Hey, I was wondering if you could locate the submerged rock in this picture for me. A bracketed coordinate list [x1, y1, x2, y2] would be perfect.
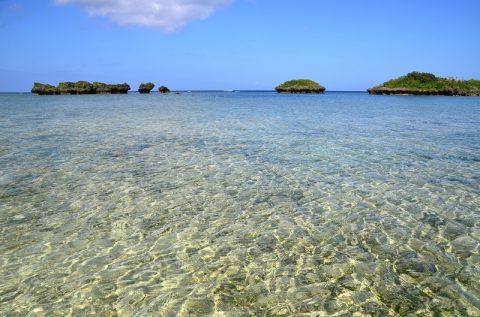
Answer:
[394, 257, 437, 278]
[375, 284, 424, 315]
[443, 222, 466, 240]
[422, 213, 446, 227]
[450, 235, 478, 258]
[138, 82, 155, 93]
[361, 302, 389, 316]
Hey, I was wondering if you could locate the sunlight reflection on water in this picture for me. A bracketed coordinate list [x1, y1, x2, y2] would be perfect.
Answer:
[0, 92, 479, 316]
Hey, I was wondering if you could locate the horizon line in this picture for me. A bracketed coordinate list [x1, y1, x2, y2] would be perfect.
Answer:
[0, 90, 368, 94]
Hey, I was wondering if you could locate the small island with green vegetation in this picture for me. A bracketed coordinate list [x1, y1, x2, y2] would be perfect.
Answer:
[275, 79, 325, 94]
[32, 81, 130, 95]
[138, 82, 155, 93]
[368, 72, 480, 96]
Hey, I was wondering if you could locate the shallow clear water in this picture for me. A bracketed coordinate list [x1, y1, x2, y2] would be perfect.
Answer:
[0, 92, 479, 316]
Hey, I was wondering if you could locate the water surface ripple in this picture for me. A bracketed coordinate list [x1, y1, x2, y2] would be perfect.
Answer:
[1, 92, 480, 316]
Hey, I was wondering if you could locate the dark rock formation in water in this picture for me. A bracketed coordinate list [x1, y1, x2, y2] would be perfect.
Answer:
[93, 82, 130, 94]
[368, 72, 480, 96]
[31, 81, 130, 95]
[275, 79, 325, 94]
[367, 86, 480, 96]
[159, 86, 171, 93]
[138, 82, 155, 93]
[91, 82, 130, 94]
[57, 81, 94, 95]
[31, 83, 57, 95]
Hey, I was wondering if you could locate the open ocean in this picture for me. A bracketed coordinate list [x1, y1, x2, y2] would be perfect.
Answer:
[1, 92, 479, 316]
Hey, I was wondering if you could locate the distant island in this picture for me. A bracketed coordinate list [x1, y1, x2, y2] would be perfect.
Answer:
[368, 72, 480, 96]
[32, 81, 130, 95]
[275, 79, 326, 94]
[138, 82, 155, 93]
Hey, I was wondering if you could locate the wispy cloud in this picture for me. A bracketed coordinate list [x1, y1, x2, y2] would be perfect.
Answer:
[5, 3, 23, 11]
[54, 0, 232, 32]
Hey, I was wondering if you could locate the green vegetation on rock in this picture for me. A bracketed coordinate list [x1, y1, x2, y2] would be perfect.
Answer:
[275, 79, 325, 94]
[138, 82, 155, 93]
[159, 86, 170, 93]
[31, 83, 57, 95]
[368, 72, 480, 96]
[91, 82, 130, 94]
[57, 81, 94, 94]
[31, 81, 130, 95]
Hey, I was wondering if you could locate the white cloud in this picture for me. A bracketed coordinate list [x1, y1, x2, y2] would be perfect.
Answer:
[54, 0, 232, 32]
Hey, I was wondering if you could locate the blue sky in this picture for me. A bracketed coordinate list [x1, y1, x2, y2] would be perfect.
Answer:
[1, 0, 479, 91]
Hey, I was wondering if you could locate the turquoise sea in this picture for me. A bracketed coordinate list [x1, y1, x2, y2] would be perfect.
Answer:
[1, 92, 479, 316]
